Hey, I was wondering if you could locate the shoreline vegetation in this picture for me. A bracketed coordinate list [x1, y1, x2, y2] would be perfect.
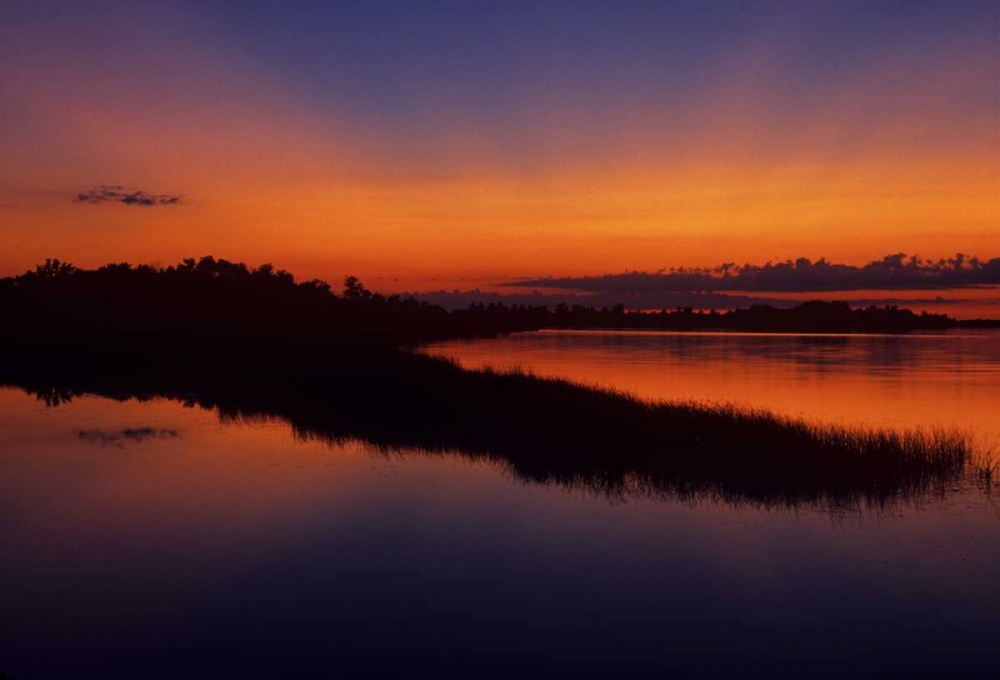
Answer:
[0, 348, 974, 510]
[0, 256, 986, 508]
[1, 258, 998, 347]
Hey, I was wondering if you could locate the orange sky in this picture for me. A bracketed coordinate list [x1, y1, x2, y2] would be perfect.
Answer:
[1, 2, 997, 290]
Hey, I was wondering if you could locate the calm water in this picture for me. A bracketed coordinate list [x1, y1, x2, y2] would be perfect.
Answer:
[426, 329, 1000, 445]
[2, 331, 999, 677]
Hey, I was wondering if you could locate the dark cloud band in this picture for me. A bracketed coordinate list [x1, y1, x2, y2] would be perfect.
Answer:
[76, 185, 181, 207]
[509, 254, 1000, 293]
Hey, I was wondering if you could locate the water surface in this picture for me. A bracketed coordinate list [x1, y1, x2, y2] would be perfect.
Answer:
[426, 329, 1000, 444]
[1, 330, 998, 677]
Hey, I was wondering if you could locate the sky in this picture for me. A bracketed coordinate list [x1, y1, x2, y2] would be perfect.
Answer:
[1, 0, 997, 289]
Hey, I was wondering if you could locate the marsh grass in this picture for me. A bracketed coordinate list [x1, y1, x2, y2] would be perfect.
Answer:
[1, 347, 977, 510]
[453, 365, 972, 508]
[971, 445, 999, 486]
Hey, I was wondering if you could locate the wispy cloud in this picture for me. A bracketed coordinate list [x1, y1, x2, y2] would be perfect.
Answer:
[76, 427, 180, 445]
[76, 185, 182, 207]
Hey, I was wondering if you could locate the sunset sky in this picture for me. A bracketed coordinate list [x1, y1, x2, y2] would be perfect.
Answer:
[2, 1, 997, 289]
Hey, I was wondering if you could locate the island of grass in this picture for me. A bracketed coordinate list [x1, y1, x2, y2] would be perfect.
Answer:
[0, 256, 985, 508]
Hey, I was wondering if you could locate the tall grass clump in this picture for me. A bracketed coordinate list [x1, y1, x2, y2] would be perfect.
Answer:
[1, 347, 978, 511]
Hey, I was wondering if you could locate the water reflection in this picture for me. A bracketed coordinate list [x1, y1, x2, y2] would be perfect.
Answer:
[3, 368, 983, 513]
[76, 427, 180, 445]
[0, 387, 997, 679]
[425, 330, 1000, 442]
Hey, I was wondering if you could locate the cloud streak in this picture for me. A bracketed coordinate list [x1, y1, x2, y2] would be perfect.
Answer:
[76, 427, 180, 445]
[509, 254, 1000, 293]
[76, 185, 181, 207]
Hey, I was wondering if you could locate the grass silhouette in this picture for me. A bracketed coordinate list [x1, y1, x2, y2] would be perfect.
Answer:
[0, 256, 982, 510]
[1, 346, 973, 510]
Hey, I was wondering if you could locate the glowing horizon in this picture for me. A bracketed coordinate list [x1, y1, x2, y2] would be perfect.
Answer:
[2, 1, 997, 288]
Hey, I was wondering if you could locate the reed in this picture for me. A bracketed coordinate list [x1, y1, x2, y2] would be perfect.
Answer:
[0, 346, 976, 510]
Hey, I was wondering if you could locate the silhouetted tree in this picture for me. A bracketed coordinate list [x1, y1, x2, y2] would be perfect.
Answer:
[343, 275, 372, 301]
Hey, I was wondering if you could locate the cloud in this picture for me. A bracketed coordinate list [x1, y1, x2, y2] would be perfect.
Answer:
[76, 427, 180, 445]
[76, 185, 182, 207]
[508, 254, 1000, 293]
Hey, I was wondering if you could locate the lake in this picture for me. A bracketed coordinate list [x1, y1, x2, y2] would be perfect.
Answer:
[1, 330, 998, 677]
[426, 329, 1000, 445]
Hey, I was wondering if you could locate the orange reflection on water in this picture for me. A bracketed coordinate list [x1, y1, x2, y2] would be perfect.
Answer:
[425, 330, 1000, 445]
[0, 389, 512, 567]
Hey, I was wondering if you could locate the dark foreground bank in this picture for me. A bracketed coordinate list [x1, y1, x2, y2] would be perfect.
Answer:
[2, 258, 998, 347]
[1, 346, 973, 509]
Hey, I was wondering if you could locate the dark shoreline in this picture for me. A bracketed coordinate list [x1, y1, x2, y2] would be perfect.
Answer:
[1, 345, 974, 511]
[2, 259, 998, 351]
[449, 300, 1000, 335]
[0, 256, 987, 510]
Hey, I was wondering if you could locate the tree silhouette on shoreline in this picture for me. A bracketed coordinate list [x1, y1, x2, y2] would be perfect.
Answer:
[0, 257, 995, 354]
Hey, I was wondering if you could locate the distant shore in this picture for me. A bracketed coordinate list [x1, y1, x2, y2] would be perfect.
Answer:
[2, 258, 998, 351]
[0, 256, 988, 509]
[450, 300, 1000, 335]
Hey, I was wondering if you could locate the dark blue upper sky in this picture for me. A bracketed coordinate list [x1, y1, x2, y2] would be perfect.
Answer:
[179, 0, 994, 120]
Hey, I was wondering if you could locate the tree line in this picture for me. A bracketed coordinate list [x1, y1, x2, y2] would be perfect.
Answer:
[1, 257, 994, 353]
